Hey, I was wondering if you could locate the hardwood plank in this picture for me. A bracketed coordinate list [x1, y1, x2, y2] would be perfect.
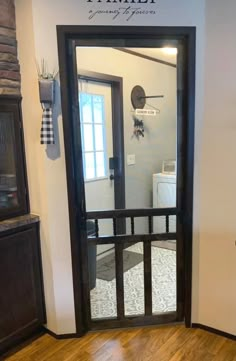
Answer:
[168, 328, 218, 361]
[122, 325, 180, 359]
[25, 338, 74, 361]
[212, 340, 236, 361]
[3, 326, 236, 361]
[193, 329, 227, 355]
[45, 339, 92, 361]
[2, 334, 55, 361]
[137, 326, 193, 361]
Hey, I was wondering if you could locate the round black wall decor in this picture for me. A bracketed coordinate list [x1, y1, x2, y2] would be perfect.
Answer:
[131, 85, 146, 109]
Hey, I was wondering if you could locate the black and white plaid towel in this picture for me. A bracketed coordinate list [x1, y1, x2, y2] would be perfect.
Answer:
[40, 107, 55, 144]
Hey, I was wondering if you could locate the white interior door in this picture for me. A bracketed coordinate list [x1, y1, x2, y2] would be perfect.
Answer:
[79, 80, 114, 254]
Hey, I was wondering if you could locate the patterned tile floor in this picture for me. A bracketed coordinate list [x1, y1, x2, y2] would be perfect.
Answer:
[90, 242, 176, 319]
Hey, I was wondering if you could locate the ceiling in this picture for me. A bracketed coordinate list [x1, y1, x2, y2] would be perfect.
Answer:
[125, 48, 177, 65]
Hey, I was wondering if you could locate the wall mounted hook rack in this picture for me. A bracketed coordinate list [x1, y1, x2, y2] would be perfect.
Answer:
[131, 85, 164, 109]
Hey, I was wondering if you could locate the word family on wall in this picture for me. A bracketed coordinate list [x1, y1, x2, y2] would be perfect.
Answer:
[85, 0, 157, 21]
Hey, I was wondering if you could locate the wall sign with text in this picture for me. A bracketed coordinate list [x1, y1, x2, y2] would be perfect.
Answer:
[86, 0, 158, 21]
[135, 109, 157, 116]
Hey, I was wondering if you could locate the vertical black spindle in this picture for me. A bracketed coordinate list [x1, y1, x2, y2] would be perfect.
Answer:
[166, 215, 169, 233]
[115, 243, 125, 319]
[95, 219, 99, 237]
[148, 216, 153, 234]
[144, 241, 152, 316]
[131, 217, 135, 235]
[113, 217, 117, 236]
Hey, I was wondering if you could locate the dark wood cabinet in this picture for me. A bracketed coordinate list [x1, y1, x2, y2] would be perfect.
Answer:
[0, 96, 29, 221]
[0, 221, 46, 354]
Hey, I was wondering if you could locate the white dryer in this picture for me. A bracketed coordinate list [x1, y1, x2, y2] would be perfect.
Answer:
[153, 173, 176, 233]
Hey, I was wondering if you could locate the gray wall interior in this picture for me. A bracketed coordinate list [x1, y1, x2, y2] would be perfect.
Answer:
[77, 48, 177, 235]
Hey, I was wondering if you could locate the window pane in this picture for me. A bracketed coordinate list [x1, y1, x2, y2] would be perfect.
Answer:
[80, 92, 108, 182]
[96, 152, 105, 177]
[95, 124, 104, 151]
[83, 124, 94, 152]
[85, 153, 95, 179]
[93, 96, 103, 124]
[80, 93, 92, 123]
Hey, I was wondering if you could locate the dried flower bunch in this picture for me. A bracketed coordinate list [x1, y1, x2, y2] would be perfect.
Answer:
[36, 59, 58, 80]
[133, 116, 145, 139]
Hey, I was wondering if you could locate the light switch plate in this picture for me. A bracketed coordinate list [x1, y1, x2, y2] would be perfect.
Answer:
[127, 154, 136, 166]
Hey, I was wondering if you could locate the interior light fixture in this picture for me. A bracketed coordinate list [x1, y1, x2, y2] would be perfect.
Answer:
[162, 48, 178, 55]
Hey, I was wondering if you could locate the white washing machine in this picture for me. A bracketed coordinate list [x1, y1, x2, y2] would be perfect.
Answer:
[153, 173, 176, 233]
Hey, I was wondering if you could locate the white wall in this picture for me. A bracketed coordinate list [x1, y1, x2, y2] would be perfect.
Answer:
[15, 0, 206, 334]
[15, 0, 76, 334]
[198, 0, 236, 335]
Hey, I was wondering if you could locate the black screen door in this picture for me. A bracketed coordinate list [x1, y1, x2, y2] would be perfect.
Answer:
[57, 26, 195, 334]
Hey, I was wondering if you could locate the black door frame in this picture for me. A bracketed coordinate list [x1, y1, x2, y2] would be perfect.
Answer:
[57, 26, 196, 336]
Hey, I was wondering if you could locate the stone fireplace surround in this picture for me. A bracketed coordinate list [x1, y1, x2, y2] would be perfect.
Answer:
[0, 0, 20, 96]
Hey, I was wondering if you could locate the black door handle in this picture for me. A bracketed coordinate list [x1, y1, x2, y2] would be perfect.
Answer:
[110, 174, 115, 181]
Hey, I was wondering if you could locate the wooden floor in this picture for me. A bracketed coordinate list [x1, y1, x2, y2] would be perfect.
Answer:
[2, 325, 236, 361]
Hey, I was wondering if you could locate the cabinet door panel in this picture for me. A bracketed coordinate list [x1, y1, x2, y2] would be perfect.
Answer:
[0, 226, 45, 349]
[0, 98, 29, 221]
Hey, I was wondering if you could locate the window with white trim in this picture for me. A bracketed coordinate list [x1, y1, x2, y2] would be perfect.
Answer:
[79, 92, 107, 181]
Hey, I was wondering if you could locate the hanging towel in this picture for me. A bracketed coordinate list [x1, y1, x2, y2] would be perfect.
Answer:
[40, 107, 55, 145]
